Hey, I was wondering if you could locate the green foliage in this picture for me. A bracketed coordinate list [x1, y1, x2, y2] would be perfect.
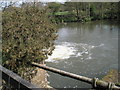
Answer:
[54, 11, 76, 22]
[2, 5, 57, 81]
[48, 2, 119, 23]
[54, 11, 70, 16]
[48, 2, 61, 14]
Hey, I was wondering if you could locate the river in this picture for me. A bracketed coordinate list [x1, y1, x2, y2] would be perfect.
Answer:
[45, 20, 119, 88]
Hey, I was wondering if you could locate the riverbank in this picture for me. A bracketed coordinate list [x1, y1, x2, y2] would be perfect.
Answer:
[31, 66, 48, 88]
[48, 2, 119, 23]
[31, 62, 54, 88]
[102, 69, 120, 85]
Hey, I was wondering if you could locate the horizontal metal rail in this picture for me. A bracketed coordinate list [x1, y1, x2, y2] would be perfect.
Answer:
[31, 62, 120, 90]
[0, 65, 40, 90]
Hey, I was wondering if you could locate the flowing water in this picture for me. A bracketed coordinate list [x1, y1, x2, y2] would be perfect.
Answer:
[45, 20, 119, 88]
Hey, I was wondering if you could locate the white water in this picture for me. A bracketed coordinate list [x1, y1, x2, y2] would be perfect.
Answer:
[45, 42, 104, 63]
[46, 21, 118, 88]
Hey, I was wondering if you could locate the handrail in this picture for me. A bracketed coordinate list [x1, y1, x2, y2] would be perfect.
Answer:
[31, 62, 120, 90]
[0, 65, 40, 90]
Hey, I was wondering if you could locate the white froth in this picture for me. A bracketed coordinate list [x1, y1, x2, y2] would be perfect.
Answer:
[45, 42, 104, 62]
[45, 44, 76, 62]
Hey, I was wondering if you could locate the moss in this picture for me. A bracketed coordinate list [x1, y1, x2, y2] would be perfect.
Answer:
[115, 83, 120, 87]
[102, 69, 119, 83]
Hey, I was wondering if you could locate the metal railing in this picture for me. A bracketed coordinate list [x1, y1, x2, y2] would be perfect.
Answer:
[0, 65, 40, 90]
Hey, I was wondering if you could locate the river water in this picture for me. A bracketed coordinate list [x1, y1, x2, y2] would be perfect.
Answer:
[45, 20, 119, 88]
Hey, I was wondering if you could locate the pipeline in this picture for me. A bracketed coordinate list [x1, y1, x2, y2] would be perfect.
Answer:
[31, 62, 120, 90]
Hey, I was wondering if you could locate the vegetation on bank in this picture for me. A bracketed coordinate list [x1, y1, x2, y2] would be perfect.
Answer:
[2, 3, 57, 81]
[102, 69, 120, 87]
[47, 2, 120, 23]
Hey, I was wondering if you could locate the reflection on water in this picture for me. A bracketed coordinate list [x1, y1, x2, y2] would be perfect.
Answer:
[46, 20, 119, 88]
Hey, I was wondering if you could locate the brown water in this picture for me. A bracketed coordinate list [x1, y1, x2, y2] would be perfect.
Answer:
[46, 20, 119, 88]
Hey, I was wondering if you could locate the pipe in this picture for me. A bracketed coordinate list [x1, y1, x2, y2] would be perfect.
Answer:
[31, 62, 120, 90]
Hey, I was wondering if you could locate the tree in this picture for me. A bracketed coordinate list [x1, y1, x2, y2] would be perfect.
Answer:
[47, 2, 119, 22]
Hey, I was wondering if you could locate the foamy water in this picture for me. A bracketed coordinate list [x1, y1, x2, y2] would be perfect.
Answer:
[45, 42, 104, 63]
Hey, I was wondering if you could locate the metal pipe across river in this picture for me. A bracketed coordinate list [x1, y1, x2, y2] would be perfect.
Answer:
[31, 62, 120, 90]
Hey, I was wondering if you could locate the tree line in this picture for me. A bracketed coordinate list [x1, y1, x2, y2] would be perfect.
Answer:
[47, 2, 120, 23]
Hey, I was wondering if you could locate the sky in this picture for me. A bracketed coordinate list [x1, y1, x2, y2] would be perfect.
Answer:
[40, 0, 67, 2]
[0, 0, 66, 10]
[0, 0, 119, 2]
[0, 0, 119, 10]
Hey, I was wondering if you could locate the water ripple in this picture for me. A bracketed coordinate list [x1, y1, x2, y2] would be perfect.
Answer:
[45, 42, 104, 63]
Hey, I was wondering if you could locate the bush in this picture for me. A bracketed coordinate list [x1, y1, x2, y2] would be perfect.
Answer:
[2, 5, 57, 80]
